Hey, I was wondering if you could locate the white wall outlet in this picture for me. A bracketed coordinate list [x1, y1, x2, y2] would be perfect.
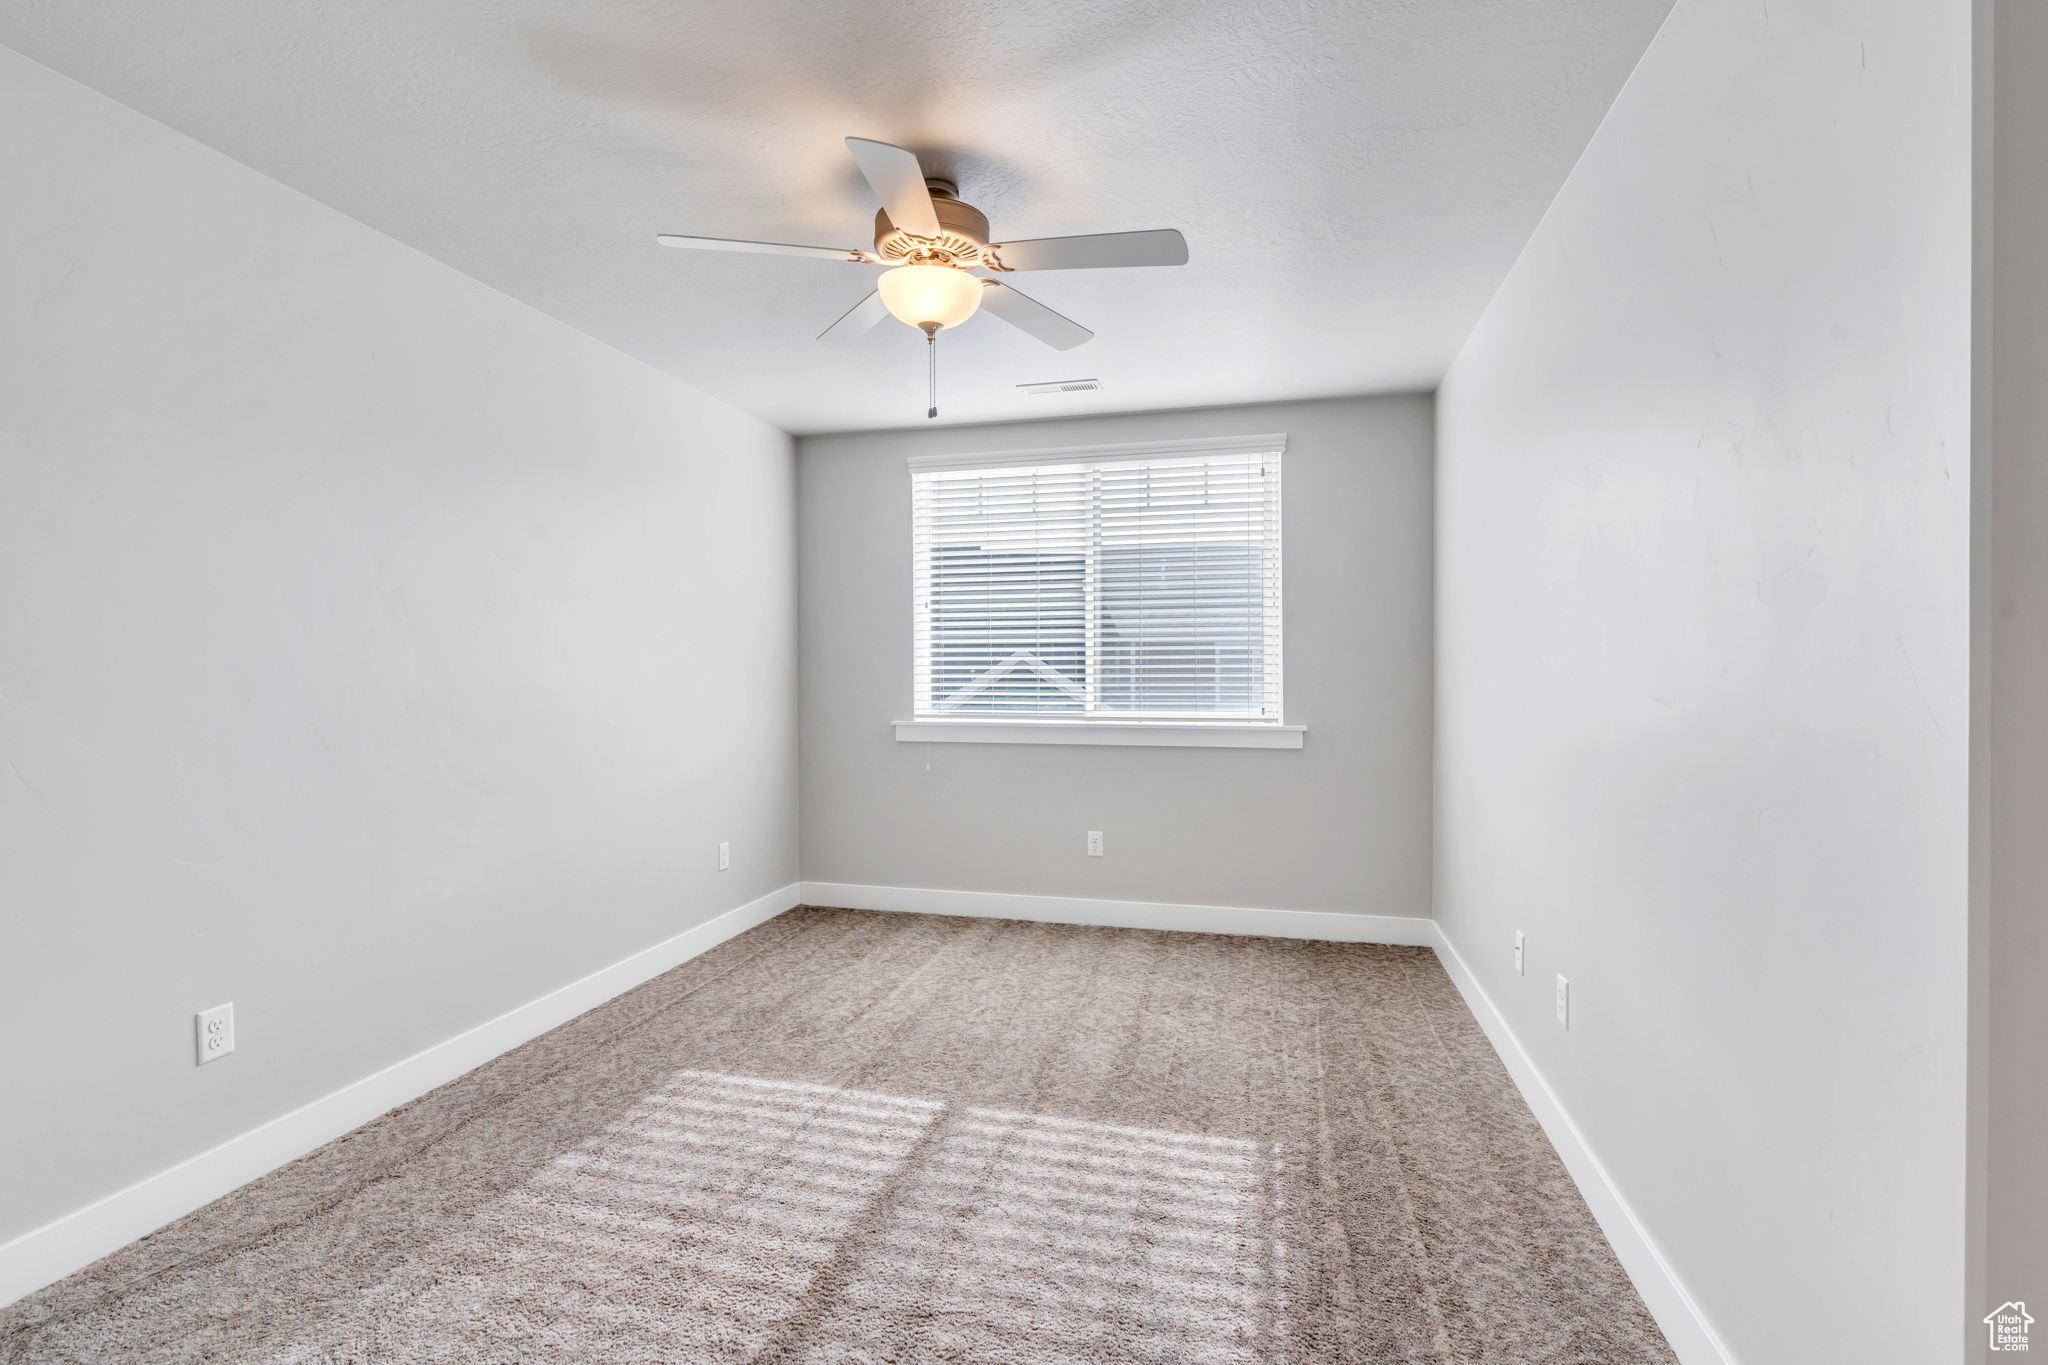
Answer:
[1555, 974, 1570, 1028]
[1086, 830, 1104, 857]
[717, 841, 730, 871]
[1514, 931, 1525, 975]
[195, 1003, 235, 1065]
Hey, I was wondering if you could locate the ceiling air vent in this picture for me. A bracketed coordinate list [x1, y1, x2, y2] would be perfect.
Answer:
[1017, 378, 1102, 396]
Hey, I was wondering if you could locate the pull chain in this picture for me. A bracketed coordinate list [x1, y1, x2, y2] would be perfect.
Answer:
[924, 324, 939, 419]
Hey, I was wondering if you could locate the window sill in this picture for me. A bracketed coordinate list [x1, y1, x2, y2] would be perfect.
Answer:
[893, 721, 1305, 749]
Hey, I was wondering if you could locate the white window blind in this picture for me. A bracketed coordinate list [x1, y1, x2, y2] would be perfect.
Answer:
[910, 437, 1283, 725]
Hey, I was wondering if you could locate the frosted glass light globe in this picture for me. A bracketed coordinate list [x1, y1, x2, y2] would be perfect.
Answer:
[877, 264, 983, 330]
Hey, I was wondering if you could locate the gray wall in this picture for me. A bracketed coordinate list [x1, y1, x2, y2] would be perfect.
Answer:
[798, 397, 1433, 916]
[1433, 1, 1972, 1362]
[1974, 0, 2048, 1351]
[0, 49, 798, 1245]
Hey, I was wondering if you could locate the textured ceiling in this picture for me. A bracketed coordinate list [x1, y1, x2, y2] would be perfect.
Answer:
[2, 0, 1671, 434]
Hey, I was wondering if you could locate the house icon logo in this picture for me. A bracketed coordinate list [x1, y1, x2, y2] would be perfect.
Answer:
[1985, 1301, 2034, 1352]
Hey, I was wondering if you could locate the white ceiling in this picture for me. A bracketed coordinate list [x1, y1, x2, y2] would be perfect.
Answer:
[3, 0, 1671, 434]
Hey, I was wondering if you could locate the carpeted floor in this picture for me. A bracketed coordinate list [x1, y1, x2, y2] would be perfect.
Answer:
[0, 907, 1675, 1364]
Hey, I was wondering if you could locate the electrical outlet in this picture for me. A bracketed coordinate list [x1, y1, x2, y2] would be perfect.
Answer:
[195, 1003, 235, 1065]
[1555, 975, 1570, 1028]
[717, 841, 730, 871]
[1514, 931, 1525, 975]
[1086, 830, 1104, 857]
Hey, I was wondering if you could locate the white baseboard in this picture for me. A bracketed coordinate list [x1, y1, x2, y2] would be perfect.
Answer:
[1430, 926, 1737, 1365]
[798, 881, 1434, 945]
[0, 881, 803, 1311]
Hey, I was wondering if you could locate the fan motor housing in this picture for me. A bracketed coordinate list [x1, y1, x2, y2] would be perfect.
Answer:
[874, 187, 992, 268]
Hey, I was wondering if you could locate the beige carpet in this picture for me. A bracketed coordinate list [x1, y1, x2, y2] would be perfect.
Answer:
[0, 907, 1675, 1364]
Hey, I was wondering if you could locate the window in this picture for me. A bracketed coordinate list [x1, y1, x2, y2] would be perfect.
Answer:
[909, 436, 1284, 733]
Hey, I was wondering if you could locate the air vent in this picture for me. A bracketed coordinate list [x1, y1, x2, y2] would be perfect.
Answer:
[1017, 378, 1102, 396]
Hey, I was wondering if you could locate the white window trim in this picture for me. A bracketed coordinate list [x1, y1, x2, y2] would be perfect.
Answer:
[908, 434, 1288, 742]
[893, 720, 1306, 749]
[905, 432, 1291, 472]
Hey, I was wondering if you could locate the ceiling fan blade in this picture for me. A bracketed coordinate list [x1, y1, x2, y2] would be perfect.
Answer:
[845, 137, 941, 238]
[656, 234, 873, 263]
[977, 281, 1093, 351]
[989, 229, 1189, 272]
[817, 290, 889, 342]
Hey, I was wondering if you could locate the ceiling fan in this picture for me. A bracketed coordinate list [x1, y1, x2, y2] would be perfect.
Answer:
[655, 137, 1189, 354]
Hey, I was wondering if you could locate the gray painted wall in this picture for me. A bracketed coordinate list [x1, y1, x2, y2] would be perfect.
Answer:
[798, 397, 1433, 916]
[1434, 1, 1972, 1362]
[0, 49, 799, 1245]
[1975, 0, 2048, 1352]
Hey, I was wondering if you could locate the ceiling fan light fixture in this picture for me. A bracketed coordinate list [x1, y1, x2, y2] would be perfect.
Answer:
[877, 263, 982, 331]
[656, 137, 1188, 367]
